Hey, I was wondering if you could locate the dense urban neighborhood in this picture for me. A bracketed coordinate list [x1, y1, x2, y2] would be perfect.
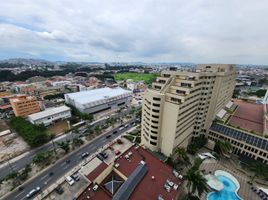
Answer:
[0, 60, 268, 200]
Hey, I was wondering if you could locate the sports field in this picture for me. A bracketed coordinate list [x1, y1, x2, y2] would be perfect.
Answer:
[114, 72, 158, 84]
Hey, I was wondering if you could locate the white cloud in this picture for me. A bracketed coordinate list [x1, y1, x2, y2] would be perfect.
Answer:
[0, 0, 268, 64]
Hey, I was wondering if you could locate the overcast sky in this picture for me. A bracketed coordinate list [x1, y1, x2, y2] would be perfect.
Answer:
[0, 0, 268, 64]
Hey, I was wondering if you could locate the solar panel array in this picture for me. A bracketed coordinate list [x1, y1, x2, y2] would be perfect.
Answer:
[210, 123, 268, 151]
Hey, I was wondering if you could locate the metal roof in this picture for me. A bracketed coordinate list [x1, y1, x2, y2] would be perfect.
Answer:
[28, 105, 71, 121]
[112, 162, 148, 200]
[65, 87, 132, 106]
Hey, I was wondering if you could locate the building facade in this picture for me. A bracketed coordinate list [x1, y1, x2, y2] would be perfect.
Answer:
[64, 87, 132, 115]
[10, 95, 40, 117]
[28, 105, 71, 126]
[141, 64, 236, 156]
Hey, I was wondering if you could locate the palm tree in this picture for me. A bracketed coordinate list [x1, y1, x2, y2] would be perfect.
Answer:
[249, 161, 268, 182]
[214, 140, 232, 157]
[184, 167, 208, 199]
[175, 147, 191, 167]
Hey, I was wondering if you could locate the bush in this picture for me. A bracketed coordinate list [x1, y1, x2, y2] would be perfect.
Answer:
[10, 117, 51, 147]
[123, 135, 134, 142]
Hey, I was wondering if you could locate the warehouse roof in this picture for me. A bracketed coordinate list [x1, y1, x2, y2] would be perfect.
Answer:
[28, 105, 70, 121]
[65, 87, 132, 105]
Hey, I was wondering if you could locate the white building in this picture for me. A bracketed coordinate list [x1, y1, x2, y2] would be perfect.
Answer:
[64, 87, 132, 114]
[28, 105, 71, 126]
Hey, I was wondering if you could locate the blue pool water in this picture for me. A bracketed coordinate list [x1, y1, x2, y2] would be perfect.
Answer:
[208, 175, 241, 200]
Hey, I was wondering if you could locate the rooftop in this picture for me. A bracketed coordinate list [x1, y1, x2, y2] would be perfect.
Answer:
[65, 87, 132, 105]
[228, 100, 263, 134]
[78, 146, 181, 200]
[28, 105, 70, 121]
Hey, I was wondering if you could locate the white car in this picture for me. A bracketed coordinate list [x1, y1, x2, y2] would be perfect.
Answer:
[66, 176, 75, 186]
[93, 184, 99, 191]
[26, 186, 41, 198]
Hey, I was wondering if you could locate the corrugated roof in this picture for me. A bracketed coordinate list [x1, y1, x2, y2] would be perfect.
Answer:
[65, 87, 132, 105]
[28, 105, 70, 120]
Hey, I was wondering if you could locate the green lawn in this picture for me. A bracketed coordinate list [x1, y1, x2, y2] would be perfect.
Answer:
[114, 72, 158, 84]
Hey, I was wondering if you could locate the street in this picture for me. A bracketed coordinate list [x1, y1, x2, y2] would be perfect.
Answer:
[2, 117, 136, 200]
[0, 107, 136, 180]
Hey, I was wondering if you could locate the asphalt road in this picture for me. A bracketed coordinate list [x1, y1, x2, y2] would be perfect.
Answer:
[3, 117, 137, 200]
[0, 107, 136, 180]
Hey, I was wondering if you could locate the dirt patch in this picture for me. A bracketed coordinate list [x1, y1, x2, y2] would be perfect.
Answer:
[0, 120, 9, 132]
[48, 120, 69, 135]
[0, 133, 29, 163]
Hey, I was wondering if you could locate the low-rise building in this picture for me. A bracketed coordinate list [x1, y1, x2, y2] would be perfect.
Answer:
[28, 105, 71, 126]
[208, 100, 268, 164]
[64, 87, 132, 115]
[10, 95, 40, 117]
[78, 145, 181, 200]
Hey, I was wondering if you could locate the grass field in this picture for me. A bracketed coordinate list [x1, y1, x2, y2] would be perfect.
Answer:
[114, 72, 158, 84]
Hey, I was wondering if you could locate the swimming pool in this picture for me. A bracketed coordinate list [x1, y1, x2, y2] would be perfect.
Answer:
[208, 170, 242, 200]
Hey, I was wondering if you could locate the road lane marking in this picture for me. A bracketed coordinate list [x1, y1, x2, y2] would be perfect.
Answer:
[40, 174, 48, 180]
[14, 191, 25, 198]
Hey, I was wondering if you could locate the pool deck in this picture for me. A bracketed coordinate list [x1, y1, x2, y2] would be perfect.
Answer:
[200, 159, 260, 200]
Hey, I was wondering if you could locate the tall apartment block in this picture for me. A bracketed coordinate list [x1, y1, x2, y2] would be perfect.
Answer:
[141, 64, 236, 156]
[10, 95, 40, 117]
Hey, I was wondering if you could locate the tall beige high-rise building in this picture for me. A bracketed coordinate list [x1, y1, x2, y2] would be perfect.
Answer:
[141, 64, 236, 156]
[10, 95, 40, 117]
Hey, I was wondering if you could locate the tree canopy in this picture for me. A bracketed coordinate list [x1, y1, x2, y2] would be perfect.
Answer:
[10, 116, 51, 147]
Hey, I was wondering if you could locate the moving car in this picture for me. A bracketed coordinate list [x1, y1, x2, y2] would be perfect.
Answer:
[81, 152, 89, 159]
[113, 131, 118, 134]
[106, 134, 112, 138]
[26, 187, 41, 198]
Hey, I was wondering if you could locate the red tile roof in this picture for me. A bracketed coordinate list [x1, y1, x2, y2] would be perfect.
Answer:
[116, 146, 181, 200]
[86, 162, 108, 182]
[78, 146, 181, 200]
[229, 100, 264, 133]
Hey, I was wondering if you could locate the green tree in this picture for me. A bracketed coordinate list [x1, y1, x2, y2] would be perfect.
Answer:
[57, 141, 70, 153]
[9, 117, 50, 147]
[184, 167, 208, 199]
[73, 138, 84, 147]
[175, 147, 190, 167]
[214, 140, 232, 157]
[32, 151, 53, 166]
[249, 161, 268, 182]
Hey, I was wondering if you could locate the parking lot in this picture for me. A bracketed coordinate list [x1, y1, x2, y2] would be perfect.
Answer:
[42, 173, 89, 200]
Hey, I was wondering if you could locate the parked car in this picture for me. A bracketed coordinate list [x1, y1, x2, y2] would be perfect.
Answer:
[55, 186, 64, 194]
[100, 152, 108, 159]
[71, 174, 80, 182]
[26, 187, 41, 198]
[115, 150, 121, 156]
[66, 176, 75, 186]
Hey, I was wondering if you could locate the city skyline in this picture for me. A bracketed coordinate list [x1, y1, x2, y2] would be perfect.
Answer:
[1, 1, 268, 64]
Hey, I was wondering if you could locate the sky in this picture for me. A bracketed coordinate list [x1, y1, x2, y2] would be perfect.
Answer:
[0, 0, 268, 64]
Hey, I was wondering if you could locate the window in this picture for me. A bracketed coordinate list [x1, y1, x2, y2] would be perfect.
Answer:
[150, 135, 157, 140]
[150, 141, 157, 146]
[153, 103, 160, 107]
[152, 109, 159, 113]
[153, 97, 161, 101]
